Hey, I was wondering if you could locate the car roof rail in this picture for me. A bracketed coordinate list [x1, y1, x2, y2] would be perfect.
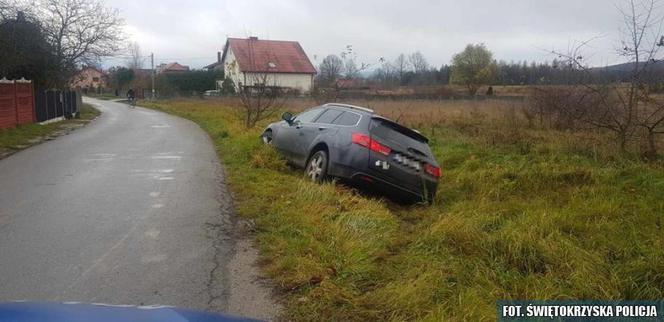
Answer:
[325, 103, 374, 114]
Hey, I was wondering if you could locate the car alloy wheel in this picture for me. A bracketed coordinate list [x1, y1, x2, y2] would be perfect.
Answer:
[262, 131, 273, 144]
[306, 151, 327, 182]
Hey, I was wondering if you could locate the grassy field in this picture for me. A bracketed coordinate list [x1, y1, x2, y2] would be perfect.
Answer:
[143, 98, 664, 321]
[0, 103, 100, 154]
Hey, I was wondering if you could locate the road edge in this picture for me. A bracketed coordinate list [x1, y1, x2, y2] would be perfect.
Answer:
[141, 103, 283, 321]
[0, 104, 101, 160]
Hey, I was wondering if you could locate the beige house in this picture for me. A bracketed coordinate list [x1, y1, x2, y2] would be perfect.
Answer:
[218, 37, 316, 93]
[71, 67, 107, 89]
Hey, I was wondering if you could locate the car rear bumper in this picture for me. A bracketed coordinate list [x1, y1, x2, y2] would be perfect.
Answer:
[348, 171, 438, 201]
[329, 159, 438, 202]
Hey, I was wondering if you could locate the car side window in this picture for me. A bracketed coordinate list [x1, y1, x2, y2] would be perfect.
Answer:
[314, 109, 344, 124]
[333, 112, 361, 126]
[294, 109, 323, 124]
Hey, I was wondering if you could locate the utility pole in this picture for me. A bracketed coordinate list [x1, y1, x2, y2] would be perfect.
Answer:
[151, 53, 155, 101]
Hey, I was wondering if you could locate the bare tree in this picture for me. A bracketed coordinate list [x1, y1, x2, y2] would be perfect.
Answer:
[343, 58, 359, 79]
[35, 0, 124, 86]
[127, 41, 144, 70]
[373, 60, 398, 86]
[394, 53, 409, 85]
[640, 93, 664, 158]
[340, 44, 372, 80]
[619, 0, 664, 158]
[546, 0, 664, 157]
[409, 51, 429, 73]
[319, 54, 343, 87]
[237, 73, 291, 128]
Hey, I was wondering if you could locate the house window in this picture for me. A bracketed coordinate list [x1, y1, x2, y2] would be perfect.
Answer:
[92, 77, 100, 82]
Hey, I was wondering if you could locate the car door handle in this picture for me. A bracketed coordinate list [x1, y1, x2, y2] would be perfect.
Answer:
[318, 127, 328, 131]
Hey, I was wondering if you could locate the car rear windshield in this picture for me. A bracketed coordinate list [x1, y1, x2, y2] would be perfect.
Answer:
[370, 117, 434, 159]
[371, 117, 429, 143]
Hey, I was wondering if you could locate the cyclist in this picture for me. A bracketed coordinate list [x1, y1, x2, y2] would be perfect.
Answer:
[126, 88, 136, 107]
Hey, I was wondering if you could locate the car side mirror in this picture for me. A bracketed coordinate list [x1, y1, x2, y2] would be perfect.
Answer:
[282, 112, 294, 124]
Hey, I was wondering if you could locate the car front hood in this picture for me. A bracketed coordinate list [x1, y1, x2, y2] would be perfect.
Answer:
[0, 302, 259, 322]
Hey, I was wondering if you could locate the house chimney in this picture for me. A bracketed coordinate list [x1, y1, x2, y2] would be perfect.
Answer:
[217, 51, 221, 62]
[249, 36, 258, 41]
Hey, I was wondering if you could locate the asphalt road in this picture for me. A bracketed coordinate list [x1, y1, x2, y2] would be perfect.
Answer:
[0, 98, 233, 312]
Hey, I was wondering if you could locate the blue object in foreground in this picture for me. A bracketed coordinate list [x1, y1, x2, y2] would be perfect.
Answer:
[0, 302, 261, 322]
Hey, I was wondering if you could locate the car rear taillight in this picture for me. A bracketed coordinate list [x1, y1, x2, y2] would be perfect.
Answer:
[352, 133, 391, 156]
[425, 164, 441, 178]
[352, 133, 371, 147]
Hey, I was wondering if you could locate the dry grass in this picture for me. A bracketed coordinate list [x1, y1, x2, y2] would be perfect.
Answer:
[143, 97, 664, 321]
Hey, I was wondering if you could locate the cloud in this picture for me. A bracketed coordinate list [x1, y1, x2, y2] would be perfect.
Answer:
[105, 0, 635, 69]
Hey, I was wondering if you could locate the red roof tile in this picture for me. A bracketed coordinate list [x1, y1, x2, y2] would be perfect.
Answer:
[162, 62, 189, 71]
[225, 38, 316, 74]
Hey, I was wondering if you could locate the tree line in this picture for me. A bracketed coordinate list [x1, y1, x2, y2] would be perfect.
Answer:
[318, 45, 663, 95]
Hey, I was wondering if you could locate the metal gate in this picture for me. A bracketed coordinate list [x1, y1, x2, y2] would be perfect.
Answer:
[34, 89, 80, 123]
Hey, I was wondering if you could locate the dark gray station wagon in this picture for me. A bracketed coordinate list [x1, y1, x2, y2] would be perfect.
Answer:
[262, 103, 440, 202]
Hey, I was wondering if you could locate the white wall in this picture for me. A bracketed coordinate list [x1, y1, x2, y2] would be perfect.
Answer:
[224, 48, 242, 88]
[243, 72, 313, 92]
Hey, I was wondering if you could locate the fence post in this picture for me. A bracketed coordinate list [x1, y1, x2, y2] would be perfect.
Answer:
[0, 78, 17, 129]
[46, 90, 50, 121]
[63, 90, 68, 119]
[31, 82, 35, 122]
[14, 78, 34, 126]
[13, 80, 18, 126]
[58, 91, 63, 119]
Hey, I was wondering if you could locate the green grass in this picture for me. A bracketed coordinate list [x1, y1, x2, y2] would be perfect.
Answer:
[143, 99, 664, 321]
[0, 103, 100, 152]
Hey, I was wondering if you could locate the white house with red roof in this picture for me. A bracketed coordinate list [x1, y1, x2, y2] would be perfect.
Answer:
[219, 37, 316, 93]
[156, 62, 190, 74]
[70, 67, 107, 89]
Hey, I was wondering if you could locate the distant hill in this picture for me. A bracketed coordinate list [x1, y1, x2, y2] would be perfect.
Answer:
[591, 60, 664, 82]
[593, 60, 664, 73]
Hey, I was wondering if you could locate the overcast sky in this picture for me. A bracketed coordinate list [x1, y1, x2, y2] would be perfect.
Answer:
[108, 0, 636, 70]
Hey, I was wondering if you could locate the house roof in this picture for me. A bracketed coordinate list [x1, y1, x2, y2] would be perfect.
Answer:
[204, 61, 222, 70]
[80, 66, 106, 76]
[159, 62, 189, 72]
[222, 37, 316, 74]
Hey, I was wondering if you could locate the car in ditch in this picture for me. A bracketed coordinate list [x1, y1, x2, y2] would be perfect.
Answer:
[261, 103, 441, 202]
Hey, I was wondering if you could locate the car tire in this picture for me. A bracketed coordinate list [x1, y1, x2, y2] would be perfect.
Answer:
[305, 150, 328, 183]
[261, 130, 273, 145]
